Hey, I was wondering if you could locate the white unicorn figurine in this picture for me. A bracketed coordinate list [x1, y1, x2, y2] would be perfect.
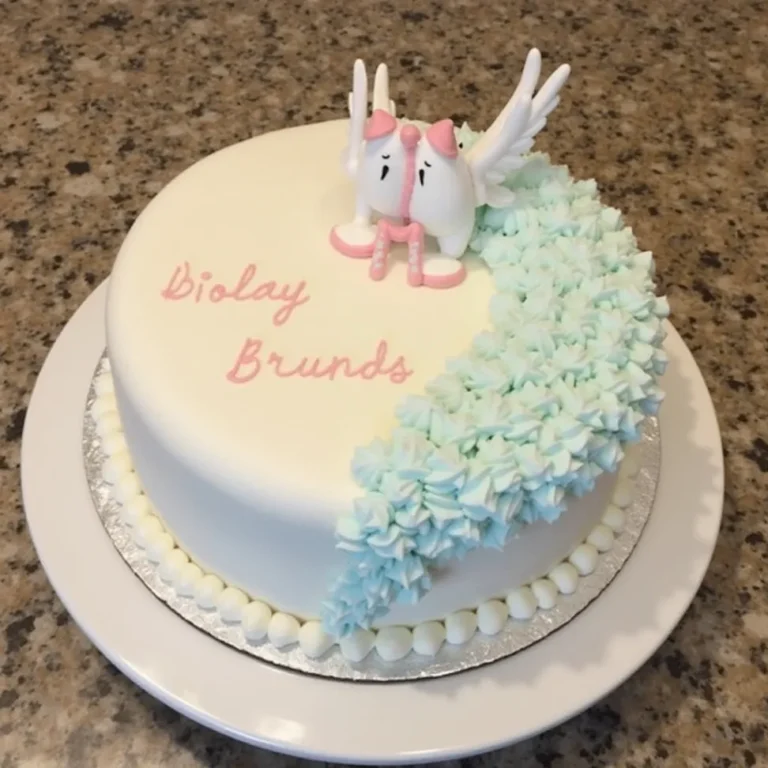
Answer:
[329, 48, 571, 289]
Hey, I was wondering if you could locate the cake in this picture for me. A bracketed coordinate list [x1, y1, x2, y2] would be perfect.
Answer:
[94, 49, 668, 663]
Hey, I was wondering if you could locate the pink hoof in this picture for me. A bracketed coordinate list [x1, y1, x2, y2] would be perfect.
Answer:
[329, 226, 375, 259]
[422, 263, 466, 289]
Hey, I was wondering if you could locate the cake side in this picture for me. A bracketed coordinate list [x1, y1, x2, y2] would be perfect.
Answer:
[92, 364, 640, 661]
[109, 361, 621, 624]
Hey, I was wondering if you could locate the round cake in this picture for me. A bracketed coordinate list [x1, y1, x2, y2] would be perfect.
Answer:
[99, 51, 668, 662]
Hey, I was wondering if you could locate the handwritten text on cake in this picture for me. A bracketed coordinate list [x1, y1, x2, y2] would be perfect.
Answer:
[161, 261, 310, 326]
[160, 262, 413, 384]
[226, 338, 412, 384]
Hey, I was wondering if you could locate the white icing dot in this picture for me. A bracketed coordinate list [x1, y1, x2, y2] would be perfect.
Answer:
[114, 471, 141, 504]
[531, 578, 558, 610]
[102, 433, 128, 457]
[94, 374, 115, 396]
[159, 548, 188, 583]
[374, 626, 412, 662]
[506, 587, 538, 620]
[569, 543, 599, 576]
[242, 601, 272, 641]
[602, 504, 626, 533]
[134, 515, 162, 548]
[268, 613, 300, 648]
[122, 494, 151, 526]
[217, 587, 249, 622]
[92, 394, 117, 418]
[412, 621, 446, 656]
[339, 628, 375, 662]
[103, 452, 132, 484]
[587, 523, 615, 553]
[195, 574, 225, 609]
[298, 621, 334, 658]
[146, 531, 174, 563]
[176, 562, 204, 596]
[621, 454, 640, 478]
[612, 478, 634, 508]
[548, 562, 580, 595]
[445, 610, 477, 645]
[96, 412, 121, 438]
[477, 600, 508, 634]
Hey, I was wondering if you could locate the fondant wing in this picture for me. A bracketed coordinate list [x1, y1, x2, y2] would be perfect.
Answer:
[342, 61, 396, 179]
[466, 49, 570, 207]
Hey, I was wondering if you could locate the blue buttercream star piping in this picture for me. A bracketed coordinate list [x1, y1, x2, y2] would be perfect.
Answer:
[322, 139, 670, 637]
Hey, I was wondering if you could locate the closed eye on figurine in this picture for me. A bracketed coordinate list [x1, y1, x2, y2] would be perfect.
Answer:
[382, 154, 390, 159]
[424, 161, 432, 167]
[380, 165, 390, 181]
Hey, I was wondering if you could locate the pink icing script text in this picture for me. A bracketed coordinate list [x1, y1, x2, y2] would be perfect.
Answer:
[226, 338, 413, 385]
[161, 261, 310, 326]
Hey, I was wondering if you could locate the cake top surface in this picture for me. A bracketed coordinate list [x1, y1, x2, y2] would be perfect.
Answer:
[107, 120, 495, 514]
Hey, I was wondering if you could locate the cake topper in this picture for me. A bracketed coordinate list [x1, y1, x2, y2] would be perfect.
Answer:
[330, 48, 571, 289]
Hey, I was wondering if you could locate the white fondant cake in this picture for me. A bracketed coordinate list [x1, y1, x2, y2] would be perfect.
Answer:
[107, 119, 614, 622]
[102, 51, 667, 661]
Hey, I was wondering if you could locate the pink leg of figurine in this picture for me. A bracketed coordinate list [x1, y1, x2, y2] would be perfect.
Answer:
[370, 220, 391, 281]
[406, 223, 424, 287]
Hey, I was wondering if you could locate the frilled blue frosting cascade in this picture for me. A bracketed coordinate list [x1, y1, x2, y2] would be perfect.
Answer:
[322, 128, 670, 636]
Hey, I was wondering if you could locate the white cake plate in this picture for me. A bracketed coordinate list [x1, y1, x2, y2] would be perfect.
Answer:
[22, 282, 723, 764]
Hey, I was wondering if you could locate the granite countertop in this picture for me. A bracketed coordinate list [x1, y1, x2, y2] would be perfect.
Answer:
[2, 0, 767, 765]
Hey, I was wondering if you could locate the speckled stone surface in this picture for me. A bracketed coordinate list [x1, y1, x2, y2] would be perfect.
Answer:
[2, 0, 767, 765]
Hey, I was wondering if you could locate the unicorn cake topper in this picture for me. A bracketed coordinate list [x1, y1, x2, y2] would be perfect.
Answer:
[330, 48, 571, 289]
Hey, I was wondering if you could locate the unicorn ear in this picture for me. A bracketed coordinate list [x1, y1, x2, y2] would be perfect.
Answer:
[426, 119, 458, 158]
[365, 109, 397, 141]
